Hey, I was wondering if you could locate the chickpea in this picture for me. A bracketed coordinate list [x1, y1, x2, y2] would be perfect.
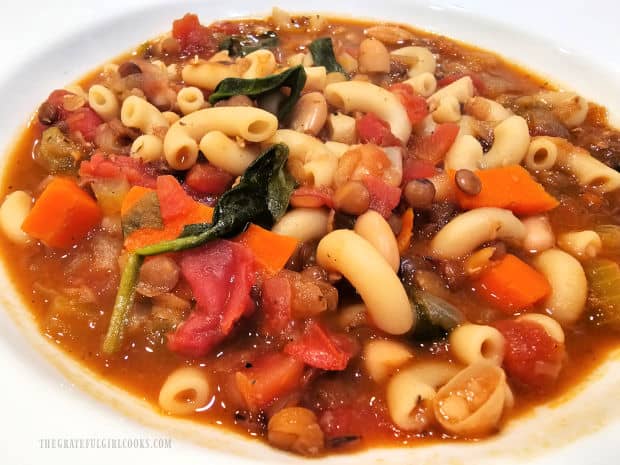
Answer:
[358, 38, 391, 73]
[333, 181, 371, 215]
[288, 92, 328, 136]
[267, 407, 324, 456]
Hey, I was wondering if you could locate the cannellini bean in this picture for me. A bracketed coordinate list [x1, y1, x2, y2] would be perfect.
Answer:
[0, 191, 33, 244]
[288, 92, 328, 136]
[358, 38, 390, 73]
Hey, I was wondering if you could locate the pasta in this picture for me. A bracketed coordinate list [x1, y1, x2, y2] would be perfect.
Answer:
[449, 324, 505, 366]
[158, 367, 211, 415]
[479, 115, 530, 169]
[164, 107, 278, 170]
[532, 248, 588, 326]
[317, 229, 414, 335]
[431, 208, 526, 259]
[324, 81, 412, 143]
[4, 9, 620, 457]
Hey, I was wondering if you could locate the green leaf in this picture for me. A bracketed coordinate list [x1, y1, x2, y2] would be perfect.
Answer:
[309, 37, 347, 76]
[408, 289, 465, 340]
[136, 143, 292, 255]
[219, 31, 279, 57]
[208, 66, 306, 120]
[121, 190, 163, 237]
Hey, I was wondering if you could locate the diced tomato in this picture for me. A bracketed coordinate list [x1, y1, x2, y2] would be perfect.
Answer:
[167, 240, 256, 357]
[235, 352, 305, 410]
[408, 123, 459, 165]
[402, 158, 436, 184]
[260, 274, 293, 336]
[389, 83, 429, 125]
[172, 13, 219, 56]
[156, 175, 197, 222]
[356, 113, 402, 147]
[362, 175, 401, 218]
[208, 21, 243, 36]
[79, 152, 157, 188]
[319, 403, 394, 440]
[494, 319, 565, 389]
[284, 321, 356, 371]
[290, 186, 334, 209]
[64, 107, 103, 142]
[438, 72, 486, 95]
[185, 163, 234, 195]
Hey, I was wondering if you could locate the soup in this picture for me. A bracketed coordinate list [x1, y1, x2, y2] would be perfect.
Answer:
[1, 7, 620, 456]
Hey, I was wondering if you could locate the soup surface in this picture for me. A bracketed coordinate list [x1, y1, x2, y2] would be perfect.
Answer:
[2, 8, 620, 456]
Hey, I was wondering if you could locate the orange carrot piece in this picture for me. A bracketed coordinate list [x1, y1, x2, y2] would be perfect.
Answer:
[474, 254, 551, 313]
[120, 186, 154, 217]
[452, 165, 559, 215]
[397, 208, 414, 254]
[124, 202, 213, 252]
[235, 224, 299, 275]
[22, 177, 102, 248]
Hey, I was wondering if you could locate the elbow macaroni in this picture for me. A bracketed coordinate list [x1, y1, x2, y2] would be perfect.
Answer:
[120, 95, 169, 135]
[199, 131, 259, 176]
[450, 324, 505, 366]
[479, 115, 530, 169]
[158, 367, 210, 415]
[88, 84, 119, 121]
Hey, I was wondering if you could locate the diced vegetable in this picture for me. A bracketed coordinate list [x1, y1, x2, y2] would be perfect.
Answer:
[102, 253, 144, 354]
[389, 83, 429, 125]
[91, 178, 130, 216]
[409, 123, 459, 165]
[409, 289, 465, 339]
[402, 158, 436, 183]
[235, 352, 305, 410]
[453, 165, 559, 215]
[260, 273, 293, 336]
[135, 144, 293, 256]
[209, 66, 307, 119]
[356, 113, 402, 147]
[185, 163, 234, 195]
[308, 37, 347, 75]
[397, 208, 414, 254]
[494, 319, 564, 389]
[362, 175, 401, 218]
[35, 127, 84, 173]
[64, 107, 103, 142]
[156, 175, 197, 222]
[584, 258, 620, 330]
[284, 321, 356, 371]
[236, 223, 299, 274]
[594, 225, 620, 254]
[79, 152, 157, 188]
[219, 30, 279, 57]
[474, 254, 551, 313]
[22, 177, 102, 248]
[120, 186, 163, 237]
[172, 13, 219, 56]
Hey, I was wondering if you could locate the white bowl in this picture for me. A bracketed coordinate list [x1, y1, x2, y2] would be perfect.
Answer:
[0, 1, 619, 464]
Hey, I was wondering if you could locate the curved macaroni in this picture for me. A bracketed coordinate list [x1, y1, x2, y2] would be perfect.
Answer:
[271, 208, 329, 242]
[557, 145, 620, 193]
[403, 72, 437, 98]
[363, 340, 413, 383]
[444, 135, 484, 171]
[354, 210, 400, 272]
[427, 76, 474, 111]
[431, 208, 526, 259]
[164, 107, 278, 170]
[158, 367, 210, 415]
[557, 230, 602, 260]
[120, 95, 169, 135]
[390, 46, 436, 77]
[450, 324, 505, 366]
[532, 248, 588, 326]
[130, 134, 164, 162]
[88, 84, 119, 121]
[242, 49, 277, 79]
[182, 60, 243, 90]
[199, 131, 259, 176]
[479, 115, 530, 169]
[432, 95, 461, 123]
[324, 81, 412, 143]
[176, 86, 205, 115]
[316, 229, 414, 335]
[525, 136, 560, 171]
[464, 97, 511, 122]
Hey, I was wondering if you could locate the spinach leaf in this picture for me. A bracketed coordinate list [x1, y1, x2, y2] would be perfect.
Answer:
[408, 288, 465, 340]
[208, 65, 306, 120]
[309, 37, 347, 76]
[219, 31, 279, 57]
[135, 143, 294, 256]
